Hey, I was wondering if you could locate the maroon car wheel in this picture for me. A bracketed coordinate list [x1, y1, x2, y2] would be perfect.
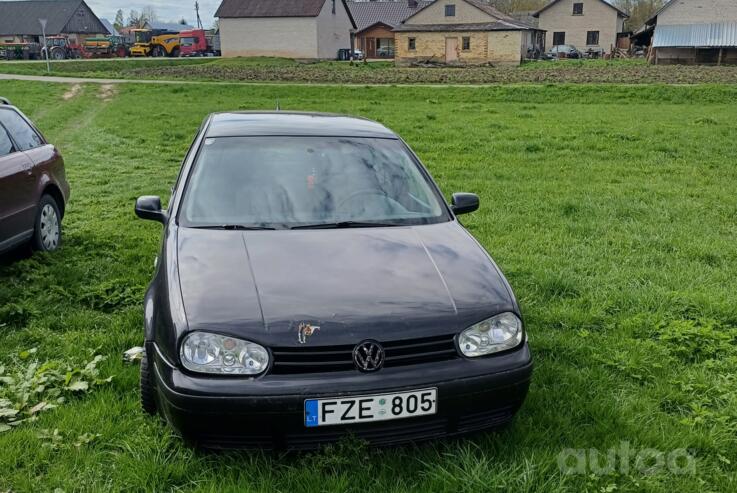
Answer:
[32, 195, 61, 252]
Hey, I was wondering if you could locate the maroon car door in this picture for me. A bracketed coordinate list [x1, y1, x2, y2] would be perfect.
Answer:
[0, 123, 36, 247]
[0, 108, 46, 244]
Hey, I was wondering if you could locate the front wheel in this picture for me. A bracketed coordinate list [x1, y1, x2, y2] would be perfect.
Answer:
[151, 45, 165, 57]
[32, 194, 61, 252]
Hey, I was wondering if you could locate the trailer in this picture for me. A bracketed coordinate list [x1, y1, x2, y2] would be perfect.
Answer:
[82, 35, 129, 58]
[0, 42, 41, 60]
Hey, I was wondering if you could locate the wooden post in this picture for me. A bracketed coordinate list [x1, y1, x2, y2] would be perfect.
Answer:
[718, 48, 723, 66]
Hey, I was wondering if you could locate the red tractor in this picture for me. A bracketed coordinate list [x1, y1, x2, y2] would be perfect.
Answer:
[41, 36, 82, 60]
[178, 29, 220, 57]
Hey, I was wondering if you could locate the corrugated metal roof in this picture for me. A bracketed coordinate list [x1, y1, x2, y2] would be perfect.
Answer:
[654, 22, 737, 48]
[145, 21, 194, 32]
[347, 1, 432, 33]
[100, 18, 118, 36]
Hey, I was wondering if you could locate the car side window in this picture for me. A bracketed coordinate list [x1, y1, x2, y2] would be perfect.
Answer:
[0, 124, 13, 157]
[0, 109, 43, 151]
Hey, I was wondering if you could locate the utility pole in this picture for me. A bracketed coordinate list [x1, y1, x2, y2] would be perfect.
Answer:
[195, 1, 203, 29]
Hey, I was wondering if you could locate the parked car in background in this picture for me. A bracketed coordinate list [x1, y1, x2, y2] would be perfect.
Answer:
[583, 46, 604, 59]
[135, 111, 532, 449]
[0, 98, 69, 255]
[546, 44, 582, 59]
[352, 49, 364, 60]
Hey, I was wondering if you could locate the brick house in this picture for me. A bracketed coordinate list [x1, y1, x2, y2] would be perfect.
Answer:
[348, 0, 432, 59]
[533, 0, 628, 55]
[215, 0, 356, 59]
[394, 0, 543, 66]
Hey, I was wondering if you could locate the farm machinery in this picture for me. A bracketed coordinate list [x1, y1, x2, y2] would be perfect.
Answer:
[0, 42, 41, 60]
[42, 36, 82, 59]
[129, 29, 180, 57]
[0, 35, 81, 60]
[82, 35, 130, 58]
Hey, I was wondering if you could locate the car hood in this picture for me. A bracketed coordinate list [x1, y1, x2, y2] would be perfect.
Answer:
[176, 221, 514, 347]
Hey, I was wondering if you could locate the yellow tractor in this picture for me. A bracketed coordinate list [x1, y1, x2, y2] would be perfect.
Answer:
[129, 29, 180, 57]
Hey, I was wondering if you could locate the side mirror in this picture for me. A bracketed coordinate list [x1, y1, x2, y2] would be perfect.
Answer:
[135, 195, 167, 224]
[451, 193, 479, 215]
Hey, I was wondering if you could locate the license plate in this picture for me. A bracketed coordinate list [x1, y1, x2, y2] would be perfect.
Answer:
[304, 388, 437, 427]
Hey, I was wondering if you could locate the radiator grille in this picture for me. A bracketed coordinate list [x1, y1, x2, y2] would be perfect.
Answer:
[270, 334, 458, 374]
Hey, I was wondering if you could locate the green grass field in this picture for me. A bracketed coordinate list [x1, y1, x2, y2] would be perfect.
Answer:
[2, 56, 737, 84]
[1, 80, 736, 492]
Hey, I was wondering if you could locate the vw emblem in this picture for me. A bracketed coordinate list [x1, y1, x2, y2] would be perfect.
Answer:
[353, 340, 385, 372]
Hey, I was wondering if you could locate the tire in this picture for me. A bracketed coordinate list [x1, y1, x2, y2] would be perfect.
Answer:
[32, 195, 61, 252]
[140, 349, 157, 416]
[170, 47, 180, 58]
[51, 48, 65, 60]
[151, 45, 165, 57]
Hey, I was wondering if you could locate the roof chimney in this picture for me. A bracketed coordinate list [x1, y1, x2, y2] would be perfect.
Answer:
[408, 0, 418, 8]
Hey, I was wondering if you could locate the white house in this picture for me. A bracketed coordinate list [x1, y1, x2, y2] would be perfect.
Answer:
[533, 0, 628, 54]
[215, 0, 356, 59]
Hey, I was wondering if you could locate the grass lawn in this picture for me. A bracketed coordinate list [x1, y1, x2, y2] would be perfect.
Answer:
[1, 80, 736, 492]
[2, 57, 737, 84]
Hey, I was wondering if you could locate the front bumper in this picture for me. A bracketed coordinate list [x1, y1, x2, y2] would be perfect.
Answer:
[149, 341, 532, 450]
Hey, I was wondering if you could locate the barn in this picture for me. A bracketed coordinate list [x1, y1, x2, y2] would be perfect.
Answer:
[0, 0, 108, 44]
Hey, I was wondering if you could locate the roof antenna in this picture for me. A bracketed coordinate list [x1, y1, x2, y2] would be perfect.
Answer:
[275, 98, 280, 111]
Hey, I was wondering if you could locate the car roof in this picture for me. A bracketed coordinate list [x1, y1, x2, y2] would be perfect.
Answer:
[205, 112, 398, 139]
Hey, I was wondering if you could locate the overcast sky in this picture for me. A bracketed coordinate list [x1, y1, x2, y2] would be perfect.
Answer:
[85, 0, 221, 28]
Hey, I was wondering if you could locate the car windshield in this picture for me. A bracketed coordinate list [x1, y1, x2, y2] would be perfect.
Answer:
[178, 136, 449, 229]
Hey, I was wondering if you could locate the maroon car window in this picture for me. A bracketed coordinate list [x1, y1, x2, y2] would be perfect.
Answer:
[0, 124, 12, 156]
[0, 109, 43, 151]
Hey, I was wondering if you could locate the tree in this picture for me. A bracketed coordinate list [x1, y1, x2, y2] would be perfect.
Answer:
[128, 9, 141, 28]
[141, 6, 158, 24]
[489, 0, 547, 14]
[127, 6, 158, 28]
[113, 9, 124, 30]
[178, 18, 188, 25]
[612, 0, 665, 30]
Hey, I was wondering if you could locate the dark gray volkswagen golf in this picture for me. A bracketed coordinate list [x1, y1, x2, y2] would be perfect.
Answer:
[135, 112, 532, 449]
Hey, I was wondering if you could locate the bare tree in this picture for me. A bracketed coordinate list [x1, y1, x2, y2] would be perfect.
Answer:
[612, 0, 666, 30]
[141, 6, 158, 24]
[489, 0, 547, 14]
[128, 9, 142, 27]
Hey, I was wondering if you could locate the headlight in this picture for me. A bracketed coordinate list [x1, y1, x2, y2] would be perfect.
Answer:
[180, 332, 269, 375]
[458, 312, 523, 357]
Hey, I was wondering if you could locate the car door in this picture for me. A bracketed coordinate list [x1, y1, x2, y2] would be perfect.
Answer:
[0, 120, 35, 249]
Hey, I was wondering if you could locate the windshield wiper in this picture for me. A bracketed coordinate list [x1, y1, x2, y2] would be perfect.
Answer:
[291, 221, 401, 230]
[191, 224, 276, 230]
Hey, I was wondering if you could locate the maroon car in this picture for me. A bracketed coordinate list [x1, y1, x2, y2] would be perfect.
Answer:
[0, 97, 69, 254]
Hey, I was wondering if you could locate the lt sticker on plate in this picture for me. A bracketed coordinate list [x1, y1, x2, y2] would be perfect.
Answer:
[304, 388, 437, 427]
